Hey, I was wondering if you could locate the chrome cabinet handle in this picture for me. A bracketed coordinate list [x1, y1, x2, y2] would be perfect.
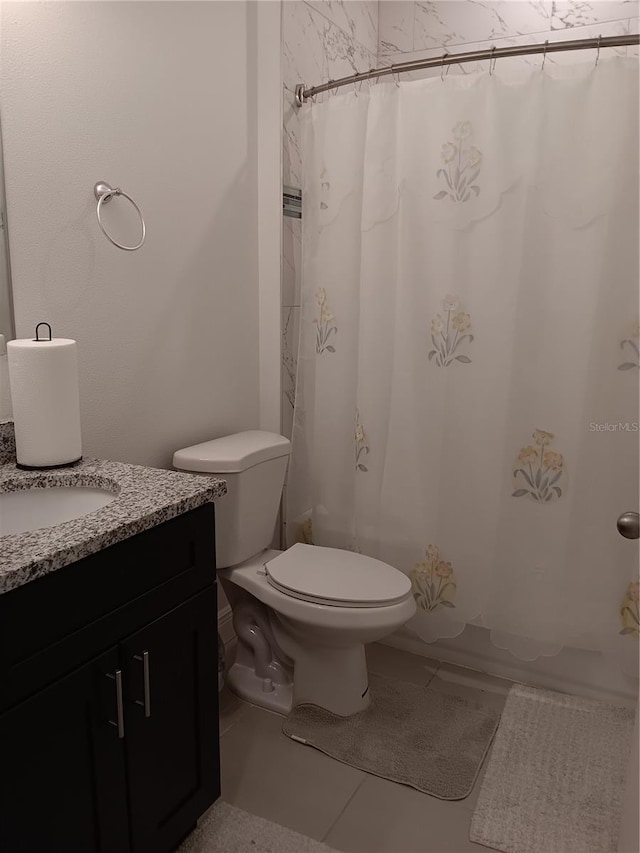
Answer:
[617, 511, 639, 540]
[106, 670, 125, 739]
[134, 651, 152, 718]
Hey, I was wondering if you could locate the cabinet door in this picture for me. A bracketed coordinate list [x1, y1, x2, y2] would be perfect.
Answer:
[0, 647, 129, 853]
[121, 586, 220, 853]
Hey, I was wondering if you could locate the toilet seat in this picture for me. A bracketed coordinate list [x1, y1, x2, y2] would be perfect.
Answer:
[265, 543, 412, 608]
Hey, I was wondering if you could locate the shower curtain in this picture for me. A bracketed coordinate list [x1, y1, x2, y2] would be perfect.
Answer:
[287, 57, 639, 672]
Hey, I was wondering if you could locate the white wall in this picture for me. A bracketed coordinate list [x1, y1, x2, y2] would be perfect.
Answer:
[0, 1, 264, 469]
[258, 0, 284, 434]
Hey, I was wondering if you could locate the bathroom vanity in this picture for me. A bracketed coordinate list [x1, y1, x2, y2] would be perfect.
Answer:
[0, 430, 226, 853]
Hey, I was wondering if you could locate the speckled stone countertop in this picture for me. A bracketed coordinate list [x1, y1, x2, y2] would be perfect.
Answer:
[0, 420, 16, 465]
[0, 437, 226, 594]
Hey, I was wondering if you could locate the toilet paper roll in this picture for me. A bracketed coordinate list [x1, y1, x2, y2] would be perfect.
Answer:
[7, 336, 82, 468]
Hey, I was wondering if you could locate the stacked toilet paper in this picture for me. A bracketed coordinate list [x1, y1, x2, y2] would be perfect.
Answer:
[7, 333, 82, 468]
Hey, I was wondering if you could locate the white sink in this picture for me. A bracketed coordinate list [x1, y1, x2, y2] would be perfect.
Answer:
[0, 486, 117, 536]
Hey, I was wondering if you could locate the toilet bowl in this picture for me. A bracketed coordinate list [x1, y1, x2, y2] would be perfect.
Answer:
[221, 544, 415, 715]
[173, 431, 416, 717]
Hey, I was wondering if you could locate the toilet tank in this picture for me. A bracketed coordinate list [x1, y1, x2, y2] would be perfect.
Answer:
[173, 431, 291, 568]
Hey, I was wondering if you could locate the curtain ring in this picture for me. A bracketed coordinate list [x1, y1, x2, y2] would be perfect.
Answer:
[489, 46, 497, 75]
[542, 39, 549, 71]
[595, 34, 602, 66]
[440, 52, 450, 81]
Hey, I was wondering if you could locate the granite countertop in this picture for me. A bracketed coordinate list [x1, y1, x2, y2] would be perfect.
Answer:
[0, 455, 226, 595]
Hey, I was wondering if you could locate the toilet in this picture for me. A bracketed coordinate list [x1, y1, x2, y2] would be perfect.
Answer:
[173, 431, 416, 717]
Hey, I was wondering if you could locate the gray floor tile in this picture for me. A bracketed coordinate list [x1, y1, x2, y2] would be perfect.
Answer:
[366, 642, 439, 686]
[428, 662, 513, 714]
[218, 686, 249, 736]
[324, 775, 494, 853]
[220, 703, 365, 841]
[218, 653, 509, 851]
[434, 663, 514, 695]
[421, 662, 508, 815]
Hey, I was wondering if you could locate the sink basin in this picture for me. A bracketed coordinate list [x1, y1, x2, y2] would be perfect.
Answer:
[0, 485, 117, 536]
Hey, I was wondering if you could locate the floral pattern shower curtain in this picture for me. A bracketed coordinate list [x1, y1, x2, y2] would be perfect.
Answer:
[287, 58, 639, 672]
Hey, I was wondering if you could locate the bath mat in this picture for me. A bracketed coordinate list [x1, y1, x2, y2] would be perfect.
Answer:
[177, 800, 337, 853]
[282, 672, 500, 800]
[470, 684, 635, 853]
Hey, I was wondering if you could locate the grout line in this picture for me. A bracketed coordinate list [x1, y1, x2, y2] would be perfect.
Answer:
[219, 721, 237, 739]
[425, 661, 441, 687]
[219, 705, 249, 739]
[320, 774, 368, 843]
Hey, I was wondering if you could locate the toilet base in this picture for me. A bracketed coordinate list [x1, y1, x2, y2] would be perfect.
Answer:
[227, 660, 293, 714]
[226, 646, 371, 717]
[277, 633, 371, 717]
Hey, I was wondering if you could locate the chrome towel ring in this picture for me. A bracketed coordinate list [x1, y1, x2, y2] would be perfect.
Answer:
[94, 181, 146, 251]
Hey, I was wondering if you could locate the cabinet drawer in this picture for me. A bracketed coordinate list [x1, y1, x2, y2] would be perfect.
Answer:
[0, 505, 215, 710]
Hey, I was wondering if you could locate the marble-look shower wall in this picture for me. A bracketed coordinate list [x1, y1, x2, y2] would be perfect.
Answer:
[281, 0, 378, 440]
[378, 1, 639, 78]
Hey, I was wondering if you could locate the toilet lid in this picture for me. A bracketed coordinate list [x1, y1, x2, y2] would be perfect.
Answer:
[265, 543, 412, 608]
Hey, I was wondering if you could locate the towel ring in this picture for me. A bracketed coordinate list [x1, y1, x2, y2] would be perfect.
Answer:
[94, 181, 146, 251]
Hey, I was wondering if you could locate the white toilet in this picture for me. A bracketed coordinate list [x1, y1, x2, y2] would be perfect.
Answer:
[173, 430, 415, 717]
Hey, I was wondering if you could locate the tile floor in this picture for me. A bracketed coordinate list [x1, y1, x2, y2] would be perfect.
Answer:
[218, 643, 513, 853]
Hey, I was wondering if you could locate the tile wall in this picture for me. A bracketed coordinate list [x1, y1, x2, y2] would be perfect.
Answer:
[281, 0, 379, 441]
[379, 1, 639, 77]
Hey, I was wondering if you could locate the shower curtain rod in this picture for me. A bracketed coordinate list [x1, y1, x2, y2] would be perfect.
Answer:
[294, 33, 640, 105]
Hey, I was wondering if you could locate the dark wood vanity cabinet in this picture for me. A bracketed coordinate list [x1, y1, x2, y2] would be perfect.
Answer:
[0, 505, 220, 853]
[123, 589, 219, 852]
[0, 644, 130, 852]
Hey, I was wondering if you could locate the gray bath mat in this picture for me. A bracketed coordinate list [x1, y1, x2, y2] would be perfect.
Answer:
[470, 684, 635, 853]
[282, 672, 500, 800]
[178, 800, 337, 852]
